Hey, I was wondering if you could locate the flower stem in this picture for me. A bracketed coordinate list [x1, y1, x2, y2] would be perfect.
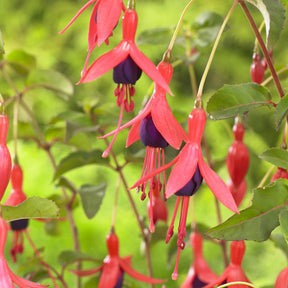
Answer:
[239, 1, 285, 98]
[111, 176, 121, 229]
[167, 0, 196, 51]
[197, 0, 237, 99]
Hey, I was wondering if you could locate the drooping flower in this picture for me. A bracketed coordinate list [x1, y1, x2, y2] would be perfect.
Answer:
[274, 267, 288, 288]
[59, 0, 125, 72]
[4, 163, 28, 262]
[99, 58, 186, 231]
[71, 229, 165, 288]
[0, 217, 49, 287]
[180, 232, 218, 288]
[131, 100, 239, 279]
[204, 241, 251, 288]
[0, 111, 12, 202]
[131, 100, 239, 212]
[78, 3, 172, 158]
[147, 178, 168, 227]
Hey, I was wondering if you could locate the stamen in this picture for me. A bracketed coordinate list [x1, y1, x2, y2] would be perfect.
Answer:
[162, 148, 166, 200]
[149, 178, 155, 233]
[172, 247, 181, 280]
[102, 100, 125, 158]
[166, 196, 181, 243]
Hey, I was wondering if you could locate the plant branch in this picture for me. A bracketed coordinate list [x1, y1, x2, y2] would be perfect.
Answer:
[239, 1, 285, 98]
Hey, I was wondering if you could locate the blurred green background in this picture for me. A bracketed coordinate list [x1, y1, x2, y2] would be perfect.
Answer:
[1, 0, 288, 287]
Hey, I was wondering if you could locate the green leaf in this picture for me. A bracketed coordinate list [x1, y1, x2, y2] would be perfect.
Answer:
[26, 69, 74, 99]
[259, 148, 288, 170]
[53, 150, 109, 180]
[6, 49, 36, 76]
[279, 208, 288, 244]
[270, 233, 288, 259]
[136, 27, 174, 46]
[207, 83, 273, 120]
[193, 11, 224, 47]
[58, 250, 98, 268]
[0, 29, 4, 54]
[66, 121, 100, 141]
[206, 180, 288, 241]
[45, 220, 62, 236]
[79, 183, 107, 219]
[275, 94, 288, 129]
[246, 0, 285, 49]
[2, 196, 60, 222]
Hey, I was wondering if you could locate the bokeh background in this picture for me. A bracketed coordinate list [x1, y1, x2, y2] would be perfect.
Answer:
[1, 0, 288, 287]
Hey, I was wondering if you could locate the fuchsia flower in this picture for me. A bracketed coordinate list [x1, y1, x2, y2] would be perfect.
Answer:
[71, 230, 165, 288]
[147, 178, 168, 227]
[59, 0, 125, 72]
[204, 241, 251, 288]
[180, 232, 218, 288]
[79, 3, 172, 157]
[132, 100, 239, 279]
[4, 163, 28, 262]
[100, 58, 187, 231]
[275, 267, 288, 288]
[0, 217, 49, 287]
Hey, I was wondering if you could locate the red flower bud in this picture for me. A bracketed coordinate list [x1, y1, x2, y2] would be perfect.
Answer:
[227, 122, 249, 188]
[250, 53, 265, 84]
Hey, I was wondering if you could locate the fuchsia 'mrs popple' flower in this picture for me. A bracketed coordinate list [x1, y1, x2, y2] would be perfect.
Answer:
[204, 241, 251, 288]
[78, 2, 172, 157]
[59, 0, 125, 72]
[131, 100, 239, 279]
[180, 232, 218, 288]
[100, 58, 186, 231]
[4, 163, 28, 262]
[0, 217, 49, 288]
[71, 230, 165, 288]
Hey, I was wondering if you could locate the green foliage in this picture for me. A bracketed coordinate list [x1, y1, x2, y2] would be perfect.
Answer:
[53, 150, 109, 180]
[207, 83, 273, 119]
[260, 147, 288, 169]
[207, 180, 288, 241]
[1, 0, 288, 287]
[2, 197, 60, 221]
[58, 250, 98, 268]
[275, 94, 288, 129]
[79, 183, 107, 219]
[26, 69, 74, 99]
[246, 0, 286, 49]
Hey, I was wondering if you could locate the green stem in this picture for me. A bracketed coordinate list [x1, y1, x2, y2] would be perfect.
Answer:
[239, 1, 285, 98]
[217, 282, 258, 288]
[167, 0, 196, 51]
[111, 176, 121, 229]
[197, 0, 237, 99]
